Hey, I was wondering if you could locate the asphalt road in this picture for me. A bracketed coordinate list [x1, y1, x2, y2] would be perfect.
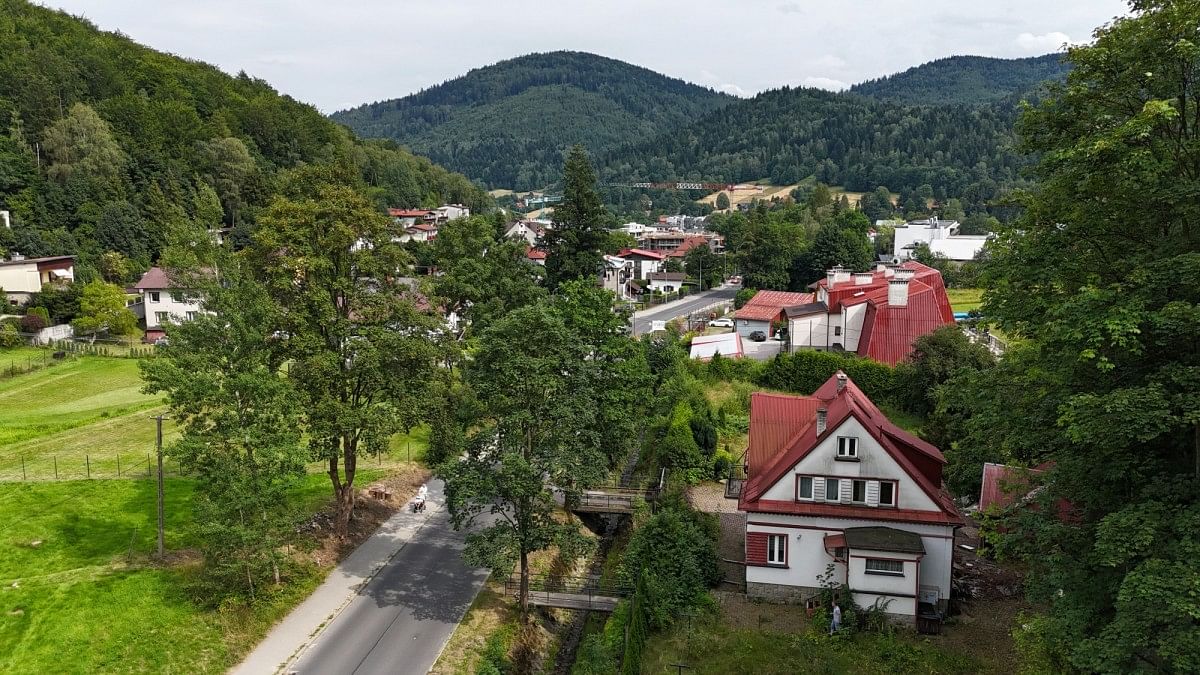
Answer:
[289, 501, 490, 675]
[630, 284, 740, 335]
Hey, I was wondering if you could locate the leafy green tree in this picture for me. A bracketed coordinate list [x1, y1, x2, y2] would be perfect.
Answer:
[442, 301, 602, 615]
[738, 217, 805, 290]
[792, 221, 873, 287]
[41, 103, 125, 184]
[196, 137, 256, 227]
[95, 201, 149, 262]
[859, 186, 895, 222]
[959, 211, 999, 235]
[715, 192, 730, 210]
[895, 325, 993, 417]
[254, 166, 444, 539]
[602, 229, 637, 254]
[973, 3, 1200, 670]
[71, 280, 136, 339]
[97, 251, 132, 283]
[941, 198, 965, 221]
[140, 258, 306, 601]
[544, 145, 606, 289]
[684, 243, 721, 290]
[807, 183, 833, 212]
[619, 499, 720, 630]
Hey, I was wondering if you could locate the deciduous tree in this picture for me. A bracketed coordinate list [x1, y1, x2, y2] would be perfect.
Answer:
[72, 280, 136, 339]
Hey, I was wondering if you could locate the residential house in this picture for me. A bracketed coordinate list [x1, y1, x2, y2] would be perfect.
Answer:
[616, 222, 658, 238]
[733, 290, 814, 339]
[646, 272, 687, 294]
[616, 248, 665, 280]
[637, 230, 725, 256]
[600, 255, 635, 300]
[525, 248, 547, 266]
[0, 254, 74, 306]
[505, 220, 548, 246]
[892, 218, 989, 263]
[432, 204, 470, 223]
[135, 267, 203, 343]
[388, 208, 434, 227]
[398, 222, 439, 243]
[787, 262, 954, 365]
[739, 371, 963, 619]
[689, 332, 743, 360]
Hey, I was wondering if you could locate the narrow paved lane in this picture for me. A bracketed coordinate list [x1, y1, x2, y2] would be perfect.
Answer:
[630, 283, 740, 335]
[287, 486, 489, 675]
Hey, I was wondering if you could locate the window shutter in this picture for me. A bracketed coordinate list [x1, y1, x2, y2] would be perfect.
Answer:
[867, 480, 880, 507]
[813, 477, 826, 501]
[746, 532, 769, 566]
[839, 479, 851, 504]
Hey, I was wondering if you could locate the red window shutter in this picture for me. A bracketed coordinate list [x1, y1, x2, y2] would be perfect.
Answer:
[746, 532, 768, 566]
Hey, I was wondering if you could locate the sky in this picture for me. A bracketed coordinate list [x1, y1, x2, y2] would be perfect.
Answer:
[40, 1, 1129, 113]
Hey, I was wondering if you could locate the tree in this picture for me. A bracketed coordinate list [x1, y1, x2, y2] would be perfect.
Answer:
[895, 325, 993, 417]
[544, 145, 607, 289]
[972, 3, 1200, 670]
[715, 192, 730, 210]
[41, 103, 125, 184]
[684, 243, 721, 290]
[603, 229, 637, 254]
[860, 186, 895, 222]
[443, 301, 602, 615]
[792, 222, 873, 288]
[959, 211, 999, 235]
[95, 201, 150, 262]
[72, 281, 136, 339]
[254, 166, 444, 539]
[196, 137, 257, 227]
[738, 217, 805, 290]
[941, 198, 965, 221]
[140, 258, 306, 601]
[97, 251, 132, 283]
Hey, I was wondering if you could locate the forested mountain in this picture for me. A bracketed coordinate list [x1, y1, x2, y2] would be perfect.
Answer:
[0, 0, 489, 280]
[597, 86, 1025, 214]
[331, 51, 733, 191]
[849, 54, 1069, 105]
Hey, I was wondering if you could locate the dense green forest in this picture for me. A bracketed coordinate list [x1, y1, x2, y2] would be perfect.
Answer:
[849, 53, 1069, 105]
[0, 0, 490, 280]
[596, 86, 1026, 212]
[331, 51, 733, 191]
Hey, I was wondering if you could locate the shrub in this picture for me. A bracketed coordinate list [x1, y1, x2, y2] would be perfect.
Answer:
[19, 313, 46, 333]
[26, 306, 50, 323]
[757, 351, 898, 402]
[620, 500, 721, 631]
[661, 402, 703, 470]
[711, 448, 734, 481]
[734, 287, 756, 309]
[0, 323, 21, 348]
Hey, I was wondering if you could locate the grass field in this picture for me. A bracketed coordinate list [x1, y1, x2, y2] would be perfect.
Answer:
[947, 288, 984, 313]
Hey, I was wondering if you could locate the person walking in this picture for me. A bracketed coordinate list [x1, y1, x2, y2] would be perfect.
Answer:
[830, 600, 842, 635]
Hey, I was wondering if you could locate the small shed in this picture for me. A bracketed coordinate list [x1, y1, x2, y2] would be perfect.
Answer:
[689, 332, 743, 361]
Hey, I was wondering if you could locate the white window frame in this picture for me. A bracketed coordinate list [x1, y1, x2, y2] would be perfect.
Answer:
[155, 312, 169, 324]
[878, 481, 896, 507]
[825, 477, 840, 502]
[149, 291, 160, 303]
[837, 436, 858, 459]
[864, 558, 905, 576]
[798, 476, 814, 501]
[185, 311, 198, 321]
[766, 534, 786, 565]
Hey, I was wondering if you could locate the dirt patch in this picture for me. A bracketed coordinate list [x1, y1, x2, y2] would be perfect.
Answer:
[932, 596, 1029, 674]
[686, 481, 740, 514]
[301, 464, 430, 568]
[715, 590, 810, 632]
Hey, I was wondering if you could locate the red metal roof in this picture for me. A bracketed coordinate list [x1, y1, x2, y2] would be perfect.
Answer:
[745, 392, 820, 476]
[734, 290, 814, 322]
[855, 281, 954, 366]
[740, 371, 962, 526]
[618, 248, 665, 261]
[667, 236, 711, 257]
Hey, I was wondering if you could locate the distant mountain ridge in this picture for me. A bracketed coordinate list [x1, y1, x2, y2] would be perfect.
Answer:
[849, 53, 1070, 105]
[331, 51, 734, 191]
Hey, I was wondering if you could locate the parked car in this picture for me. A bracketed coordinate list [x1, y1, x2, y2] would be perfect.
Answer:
[749, 330, 767, 342]
[709, 318, 734, 328]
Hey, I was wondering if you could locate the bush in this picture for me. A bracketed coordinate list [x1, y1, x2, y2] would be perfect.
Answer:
[19, 313, 46, 333]
[26, 306, 50, 323]
[734, 287, 756, 309]
[620, 500, 721, 631]
[757, 350, 898, 402]
[660, 402, 703, 470]
[0, 323, 21, 348]
[711, 448, 734, 481]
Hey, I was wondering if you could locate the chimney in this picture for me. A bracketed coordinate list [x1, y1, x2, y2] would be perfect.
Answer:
[826, 269, 838, 288]
[875, 263, 887, 273]
[816, 408, 828, 435]
[888, 279, 910, 307]
[895, 267, 915, 281]
[9, 251, 23, 262]
[836, 372, 847, 392]
[835, 267, 851, 284]
[853, 272, 873, 285]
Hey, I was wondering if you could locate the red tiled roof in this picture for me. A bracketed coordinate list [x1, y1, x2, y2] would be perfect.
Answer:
[667, 236, 711, 257]
[525, 248, 547, 261]
[740, 371, 962, 526]
[134, 267, 173, 290]
[389, 208, 433, 218]
[746, 392, 820, 475]
[618, 248, 666, 261]
[734, 290, 814, 321]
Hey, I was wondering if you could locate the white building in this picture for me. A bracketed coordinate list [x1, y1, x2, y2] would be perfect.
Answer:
[616, 222, 658, 238]
[504, 221, 547, 246]
[738, 372, 963, 620]
[616, 248, 665, 280]
[433, 204, 470, 222]
[689, 332, 743, 360]
[0, 254, 74, 307]
[646, 272, 687, 293]
[135, 267, 203, 342]
[892, 218, 989, 262]
[601, 255, 634, 300]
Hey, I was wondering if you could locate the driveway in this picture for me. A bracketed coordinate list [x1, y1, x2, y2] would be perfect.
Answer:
[741, 337, 784, 361]
[631, 284, 740, 336]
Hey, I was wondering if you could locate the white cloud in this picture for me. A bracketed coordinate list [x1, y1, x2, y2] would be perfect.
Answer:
[777, 2, 803, 14]
[810, 55, 847, 69]
[1015, 31, 1073, 53]
[718, 83, 749, 97]
[801, 76, 849, 91]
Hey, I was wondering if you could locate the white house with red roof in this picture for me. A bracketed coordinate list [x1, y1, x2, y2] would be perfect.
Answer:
[135, 267, 204, 343]
[616, 248, 665, 280]
[738, 371, 963, 619]
[734, 290, 814, 339]
[788, 261, 954, 365]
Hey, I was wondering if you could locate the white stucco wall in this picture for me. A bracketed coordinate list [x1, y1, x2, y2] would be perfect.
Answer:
[842, 303, 868, 352]
[789, 313, 834, 350]
[143, 290, 202, 329]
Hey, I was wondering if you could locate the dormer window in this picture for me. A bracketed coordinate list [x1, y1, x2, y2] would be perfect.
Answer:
[837, 436, 858, 459]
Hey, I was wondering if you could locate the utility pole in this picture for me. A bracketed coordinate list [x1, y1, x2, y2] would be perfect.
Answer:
[153, 414, 169, 558]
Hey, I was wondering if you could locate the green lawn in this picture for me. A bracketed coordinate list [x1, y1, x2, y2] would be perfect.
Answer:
[0, 471, 382, 674]
[946, 288, 983, 313]
[641, 613, 980, 674]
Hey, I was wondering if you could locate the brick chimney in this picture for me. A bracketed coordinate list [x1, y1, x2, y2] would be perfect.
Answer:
[836, 372, 847, 392]
[826, 269, 838, 288]
[853, 272, 873, 285]
[888, 279, 910, 307]
[816, 407, 828, 434]
[895, 267, 915, 282]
